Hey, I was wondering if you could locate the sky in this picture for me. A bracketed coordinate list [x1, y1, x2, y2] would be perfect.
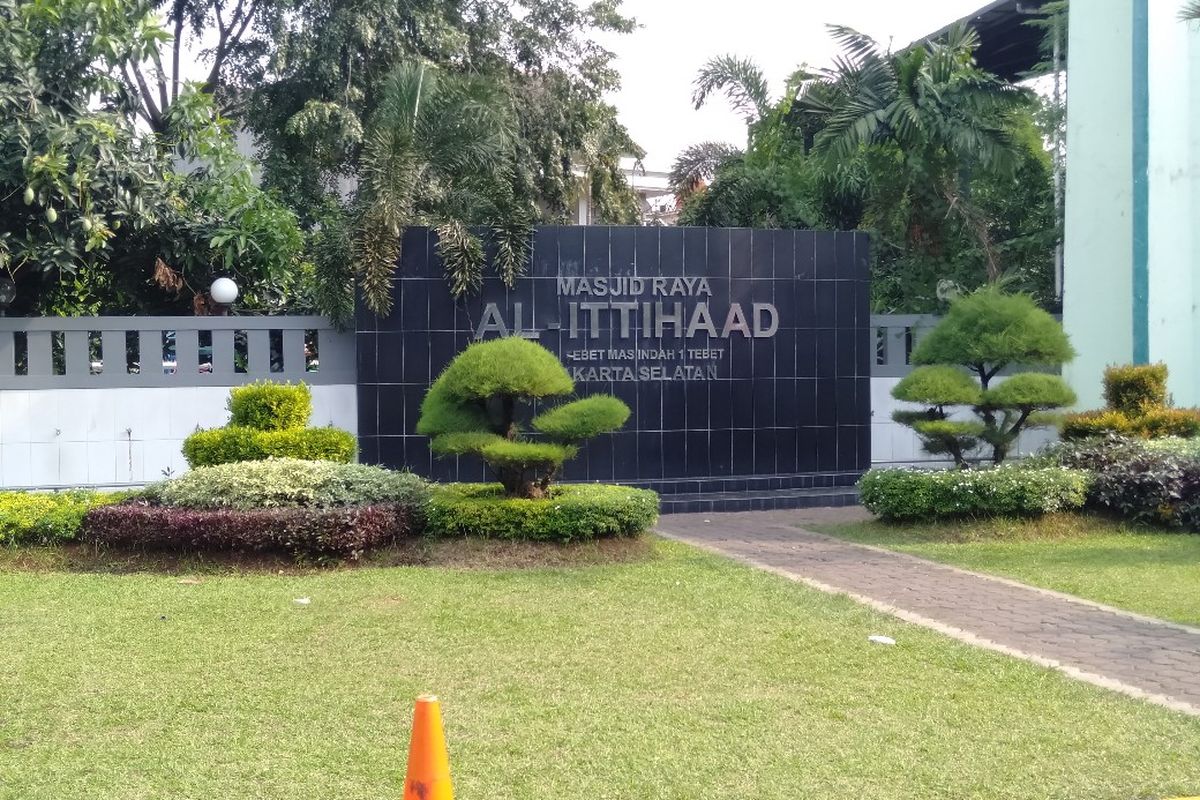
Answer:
[603, 0, 989, 172]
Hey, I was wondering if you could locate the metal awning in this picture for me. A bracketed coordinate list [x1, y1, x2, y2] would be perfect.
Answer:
[918, 0, 1055, 80]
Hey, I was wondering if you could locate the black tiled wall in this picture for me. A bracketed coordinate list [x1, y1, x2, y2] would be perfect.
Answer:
[356, 226, 871, 494]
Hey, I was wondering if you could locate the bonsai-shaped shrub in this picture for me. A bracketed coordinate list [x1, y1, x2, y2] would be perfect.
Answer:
[1061, 363, 1200, 440]
[183, 381, 357, 467]
[416, 338, 630, 498]
[893, 289, 1076, 467]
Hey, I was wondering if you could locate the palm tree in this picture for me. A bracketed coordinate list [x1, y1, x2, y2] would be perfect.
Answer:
[670, 56, 780, 196]
[796, 25, 1031, 281]
[668, 141, 744, 197]
[691, 55, 772, 126]
[353, 61, 532, 316]
[1182, 2, 1200, 20]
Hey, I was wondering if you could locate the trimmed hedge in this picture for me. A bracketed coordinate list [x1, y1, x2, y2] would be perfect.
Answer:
[1103, 363, 1168, 415]
[1061, 362, 1200, 441]
[858, 466, 1090, 521]
[228, 381, 312, 431]
[1061, 407, 1200, 441]
[426, 483, 659, 542]
[149, 458, 429, 511]
[183, 426, 357, 467]
[83, 503, 414, 558]
[0, 490, 124, 545]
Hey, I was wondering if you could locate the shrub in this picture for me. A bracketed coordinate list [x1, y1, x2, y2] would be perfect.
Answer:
[1036, 434, 1145, 472]
[858, 466, 1090, 521]
[257, 427, 358, 461]
[892, 288, 1076, 466]
[1133, 407, 1200, 439]
[183, 426, 356, 467]
[1061, 407, 1200, 441]
[1036, 435, 1200, 530]
[1103, 363, 1168, 415]
[417, 338, 630, 498]
[1144, 437, 1200, 461]
[1062, 362, 1198, 442]
[1060, 409, 1136, 440]
[0, 490, 124, 545]
[183, 381, 353, 468]
[182, 426, 263, 466]
[1089, 452, 1200, 530]
[151, 458, 430, 512]
[83, 503, 414, 558]
[228, 381, 312, 431]
[426, 483, 659, 542]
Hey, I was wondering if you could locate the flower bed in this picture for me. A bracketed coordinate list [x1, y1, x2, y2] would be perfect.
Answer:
[83, 459, 430, 559]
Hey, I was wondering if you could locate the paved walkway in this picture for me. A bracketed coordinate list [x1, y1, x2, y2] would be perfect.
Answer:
[656, 509, 1200, 716]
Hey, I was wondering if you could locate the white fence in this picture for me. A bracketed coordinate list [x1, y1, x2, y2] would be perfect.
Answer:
[0, 317, 356, 488]
[0, 312, 1056, 488]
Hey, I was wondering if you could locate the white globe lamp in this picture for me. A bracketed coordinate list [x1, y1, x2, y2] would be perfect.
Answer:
[210, 277, 239, 306]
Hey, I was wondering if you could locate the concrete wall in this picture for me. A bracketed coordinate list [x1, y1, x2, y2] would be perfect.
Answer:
[1147, 9, 1200, 405]
[0, 385, 356, 489]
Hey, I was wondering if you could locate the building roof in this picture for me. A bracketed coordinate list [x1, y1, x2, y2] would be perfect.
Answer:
[919, 0, 1054, 81]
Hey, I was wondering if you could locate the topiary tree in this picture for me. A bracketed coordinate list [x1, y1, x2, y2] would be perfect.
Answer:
[893, 289, 1076, 466]
[416, 338, 630, 498]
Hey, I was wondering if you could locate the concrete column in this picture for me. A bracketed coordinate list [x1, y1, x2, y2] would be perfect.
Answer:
[1062, 0, 1135, 409]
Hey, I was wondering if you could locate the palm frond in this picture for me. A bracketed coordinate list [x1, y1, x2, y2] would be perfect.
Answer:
[825, 25, 883, 64]
[692, 55, 771, 123]
[353, 59, 521, 313]
[1182, 1, 1200, 20]
[491, 217, 533, 288]
[669, 141, 743, 194]
[435, 220, 485, 298]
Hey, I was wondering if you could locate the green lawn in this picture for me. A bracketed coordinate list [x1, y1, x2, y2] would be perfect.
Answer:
[2, 538, 1199, 799]
[813, 515, 1200, 627]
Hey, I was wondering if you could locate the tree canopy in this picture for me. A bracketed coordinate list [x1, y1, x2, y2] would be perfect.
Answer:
[417, 337, 629, 498]
[3, 0, 643, 317]
[0, 0, 304, 315]
[895, 289, 1076, 466]
[675, 24, 1058, 312]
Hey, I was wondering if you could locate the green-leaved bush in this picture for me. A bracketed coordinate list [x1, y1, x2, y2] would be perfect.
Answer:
[426, 483, 658, 541]
[417, 338, 630, 498]
[893, 289, 1076, 466]
[183, 381, 356, 467]
[0, 490, 124, 545]
[228, 381, 312, 430]
[1061, 363, 1200, 441]
[149, 458, 429, 511]
[1037, 435, 1200, 531]
[859, 466, 1089, 521]
[1103, 363, 1168, 415]
[183, 426, 356, 467]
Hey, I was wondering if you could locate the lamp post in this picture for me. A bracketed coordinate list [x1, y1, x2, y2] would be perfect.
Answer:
[0, 276, 15, 317]
[209, 277, 239, 316]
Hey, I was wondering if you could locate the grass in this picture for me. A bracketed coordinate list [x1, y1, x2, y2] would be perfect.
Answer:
[1, 538, 1199, 799]
[813, 514, 1200, 627]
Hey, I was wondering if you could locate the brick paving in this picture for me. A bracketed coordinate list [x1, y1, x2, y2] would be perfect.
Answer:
[656, 509, 1200, 716]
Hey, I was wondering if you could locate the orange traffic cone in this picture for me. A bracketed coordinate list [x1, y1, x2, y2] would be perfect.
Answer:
[403, 694, 454, 800]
